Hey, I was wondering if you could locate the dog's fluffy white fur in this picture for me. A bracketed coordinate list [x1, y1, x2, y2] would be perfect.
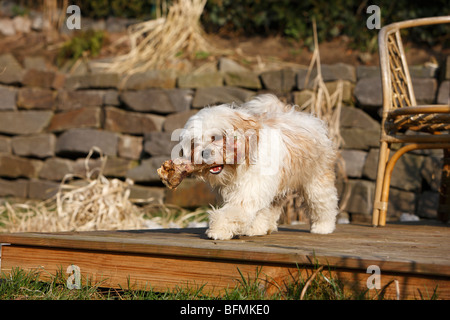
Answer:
[178, 94, 338, 240]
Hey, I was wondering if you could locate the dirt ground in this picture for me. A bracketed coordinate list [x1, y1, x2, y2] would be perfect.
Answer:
[0, 29, 448, 71]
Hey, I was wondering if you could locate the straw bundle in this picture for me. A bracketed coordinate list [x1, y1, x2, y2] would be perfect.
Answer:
[282, 20, 346, 224]
[0, 148, 146, 233]
[0, 148, 210, 233]
[297, 20, 344, 149]
[100, 0, 214, 75]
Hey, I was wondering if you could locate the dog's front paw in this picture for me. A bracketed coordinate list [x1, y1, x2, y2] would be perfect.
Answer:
[310, 221, 335, 234]
[206, 228, 234, 240]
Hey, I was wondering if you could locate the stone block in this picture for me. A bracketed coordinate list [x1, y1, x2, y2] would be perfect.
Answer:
[104, 107, 159, 134]
[22, 69, 56, 88]
[260, 68, 296, 92]
[388, 188, 416, 219]
[355, 77, 436, 106]
[28, 179, 60, 200]
[324, 80, 354, 103]
[0, 85, 17, 110]
[437, 80, 449, 105]
[51, 72, 66, 89]
[120, 89, 193, 114]
[0, 154, 43, 178]
[65, 73, 119, 89]
[120, 70, 177, 90]
[338, 179, 374, 215]
[12, 15, 31, 33]
[126, 156, 167, 183]
[0, 178, 28, 198]
[39, 157, 74, 181]
[293, 90, 314, 107]
[417, 191, 439, 219]
[340, 127, 380, 150]
[223, 71, 262, 89]
[177, 72, 223, 88]
[340, 106, 380, 130]
[321, 63, 356, 82]
[218, 57, 249, 72]
[338, 179, 415, 219]
[0, 18, 15, 36]
[104, 89, 120, 106]
[412, 78, 437, 104]
[446, 56, 450, 80]
[11, 133, 56, 158]
[57, 90, 104, 111]
[421, 154, 442, 191]
[356, 66, 380, 79]
[23, 56, 48, 70]
[354, 77, 382, 107]
[0, 53, 24, 84]
[47, 107, 101, 132]
[339, 149, 368, 178]
[56, 128, 118, 157]
[74, 157, 137, 178]
[0, 110, 53, 135]
[297, 64, 356, 89]
[162, 110, 197, 133]
[409, 65, 438, 78]
[118, 135, 143, 160]
[165, 178, 218, 207]
[129, 185, 165, 202]
[192, 86, 255, 108]
[296, 67, 314, 90]
[17, 87, 57, 110]
[362, 148, 425, 191]
[0, 136, 11, 153]
[143, 131, 176, 157]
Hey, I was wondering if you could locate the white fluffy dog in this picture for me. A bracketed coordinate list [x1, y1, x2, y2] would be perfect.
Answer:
[158, 94, 338, 240]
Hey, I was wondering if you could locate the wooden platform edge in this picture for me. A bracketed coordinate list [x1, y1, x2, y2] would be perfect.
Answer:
[1, 230, 449, 278]
[1, 242, 449, 300]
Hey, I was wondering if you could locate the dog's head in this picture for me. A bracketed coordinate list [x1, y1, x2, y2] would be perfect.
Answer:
[175, 103, 260, 185]
[158, 94, 286, 189]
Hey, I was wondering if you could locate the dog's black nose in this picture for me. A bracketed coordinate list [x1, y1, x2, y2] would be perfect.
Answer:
[202, 149, 215, 161]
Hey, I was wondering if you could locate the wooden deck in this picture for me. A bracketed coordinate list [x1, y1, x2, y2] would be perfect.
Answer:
[0, 221, 449, 299]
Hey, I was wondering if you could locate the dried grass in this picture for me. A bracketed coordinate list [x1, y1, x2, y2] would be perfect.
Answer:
[296, 20, 344, 149]
[0, 148, 207, 233]
[96, 0, 218, 75]
[282, 20, 347, 224]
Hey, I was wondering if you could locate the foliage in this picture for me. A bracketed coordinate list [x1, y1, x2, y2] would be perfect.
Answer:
[57, 29, 105, 67]
[72, 0, 156, 19]
[201, 0, 450, 52]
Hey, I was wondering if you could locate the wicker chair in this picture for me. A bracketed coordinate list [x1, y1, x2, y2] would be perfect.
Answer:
[372, 16, 450, 226]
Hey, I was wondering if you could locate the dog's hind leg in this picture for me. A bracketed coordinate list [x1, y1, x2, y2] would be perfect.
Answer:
[303, 173, 338, 234]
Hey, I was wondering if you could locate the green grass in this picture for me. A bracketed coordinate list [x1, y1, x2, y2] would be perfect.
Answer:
[1, 264, 423, 300]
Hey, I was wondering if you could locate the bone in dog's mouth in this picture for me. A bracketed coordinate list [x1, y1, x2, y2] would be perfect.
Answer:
[157, 159, 223, 189]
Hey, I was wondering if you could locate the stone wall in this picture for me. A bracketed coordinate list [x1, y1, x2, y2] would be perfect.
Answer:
[0, 53, 449, 223]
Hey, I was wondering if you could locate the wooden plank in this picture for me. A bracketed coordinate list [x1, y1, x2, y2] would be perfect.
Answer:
[0, 223, 449, 277]
[1, 222, 449, 299]
[1, 244, 448, 299]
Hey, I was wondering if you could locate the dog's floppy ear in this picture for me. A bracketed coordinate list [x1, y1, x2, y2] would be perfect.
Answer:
[232, 112, 260, 132]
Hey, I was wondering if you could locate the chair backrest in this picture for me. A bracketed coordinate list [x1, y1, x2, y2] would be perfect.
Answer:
[378, 16, 450, 113]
